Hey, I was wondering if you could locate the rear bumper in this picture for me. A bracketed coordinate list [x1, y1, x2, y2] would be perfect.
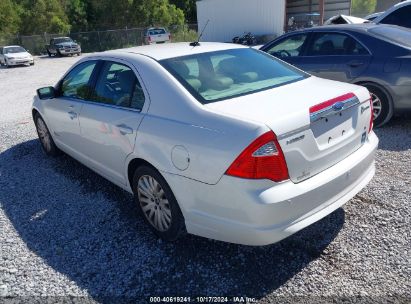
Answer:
[164, 132, 378, 246]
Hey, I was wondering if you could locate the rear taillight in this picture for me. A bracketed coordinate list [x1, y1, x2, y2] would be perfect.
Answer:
[226, 131, 289, 182]
[369, 94, 373, 133]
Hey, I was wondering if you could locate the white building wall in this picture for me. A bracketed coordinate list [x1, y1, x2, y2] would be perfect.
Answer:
[196, 0, 286, 42]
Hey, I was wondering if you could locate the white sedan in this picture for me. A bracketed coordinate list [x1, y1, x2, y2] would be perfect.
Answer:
[0, 45, 34, 67]
[32, 42, 378, 246]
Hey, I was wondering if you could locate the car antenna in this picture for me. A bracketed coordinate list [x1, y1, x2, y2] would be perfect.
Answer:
[190, 19, 209, 47]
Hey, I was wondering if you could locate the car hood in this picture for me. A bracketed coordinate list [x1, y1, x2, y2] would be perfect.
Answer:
[5, 52, 31, 58]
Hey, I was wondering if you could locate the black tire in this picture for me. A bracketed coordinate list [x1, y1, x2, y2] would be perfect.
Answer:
[34, 113, 61, 156]
[47, 50, 51, 57]
[5, 60, 10, 68]
[363, 83, 393, 127]
[132, 165, 186, 241]
[77, 52, 81, 56]
[56, 50, 62, 57]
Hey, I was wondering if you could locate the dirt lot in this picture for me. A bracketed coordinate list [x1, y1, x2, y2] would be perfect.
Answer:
[0, 55, 410, 303]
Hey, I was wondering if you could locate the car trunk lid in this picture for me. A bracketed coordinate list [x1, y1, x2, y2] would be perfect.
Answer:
[205, 77, 373, 183]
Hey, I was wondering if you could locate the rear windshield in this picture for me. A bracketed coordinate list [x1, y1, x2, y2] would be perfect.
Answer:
[369, 26, 411, 48]
[160, 48, 308, 104]
[148, 28, 166, 35]
[4, 46, 26, 54]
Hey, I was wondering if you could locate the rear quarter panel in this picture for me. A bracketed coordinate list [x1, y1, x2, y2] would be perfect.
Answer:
[125, 54, 267, 185]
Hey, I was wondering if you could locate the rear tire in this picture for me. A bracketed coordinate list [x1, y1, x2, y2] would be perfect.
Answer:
[132, 165, 186, 241]
[363, 83, 393, 127]
[34, 114, 61, 156]
[47, 50, 51, 57]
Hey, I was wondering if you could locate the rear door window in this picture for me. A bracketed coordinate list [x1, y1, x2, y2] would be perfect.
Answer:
[90, 61, 145, 110]
[306, 33, 369, 56]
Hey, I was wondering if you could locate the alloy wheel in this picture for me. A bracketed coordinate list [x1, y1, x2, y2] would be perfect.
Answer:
[370, 92, 382, 121]
[137, 175, 172, 232]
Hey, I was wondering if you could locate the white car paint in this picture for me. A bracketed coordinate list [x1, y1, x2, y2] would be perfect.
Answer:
[32, 42, 378, 245]
[0, 45, 34, 67]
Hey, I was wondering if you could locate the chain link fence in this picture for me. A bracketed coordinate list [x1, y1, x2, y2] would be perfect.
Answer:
[0, 24, 198, 55]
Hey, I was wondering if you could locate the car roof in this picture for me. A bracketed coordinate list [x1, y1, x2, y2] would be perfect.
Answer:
[282, 23, 400, 35]
[3, 45, 23, 48]
[105, 42, 247, 61]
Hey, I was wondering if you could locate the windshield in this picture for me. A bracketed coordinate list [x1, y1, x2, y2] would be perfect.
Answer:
[369, 26, 411, 48]
[54, 38, 73, 44]
[4, 46, 26, 54]
[160, 48, 308, 104]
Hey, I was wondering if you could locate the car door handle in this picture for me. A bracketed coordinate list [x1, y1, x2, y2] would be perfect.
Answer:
[116, 124, 133, 135]
[68, 111, 77, 120]
[347, 61, 364, 67]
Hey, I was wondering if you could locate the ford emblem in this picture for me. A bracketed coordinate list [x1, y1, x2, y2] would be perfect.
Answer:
[332, 101, 344, 111]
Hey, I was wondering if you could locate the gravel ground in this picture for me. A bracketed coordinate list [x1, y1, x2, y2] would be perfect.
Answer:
[0, 56, 410, 303]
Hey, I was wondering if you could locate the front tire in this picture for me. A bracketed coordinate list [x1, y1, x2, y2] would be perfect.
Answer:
[34, 114, 61, 156]
[363, 83, 393, 127]
[132, 165, 186, 241]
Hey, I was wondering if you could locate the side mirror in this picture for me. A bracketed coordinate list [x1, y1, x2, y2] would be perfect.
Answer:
[37, 86, 55, 100]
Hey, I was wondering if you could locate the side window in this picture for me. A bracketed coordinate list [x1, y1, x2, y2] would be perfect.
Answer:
[266, 34, 308, 57]
[61, 61, 97, 99]
[91, 61, 145, 110]
[381, 7, 411, 28]
[306, 33, 368, 56]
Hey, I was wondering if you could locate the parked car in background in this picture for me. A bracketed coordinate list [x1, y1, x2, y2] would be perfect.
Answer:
[32, 42, 377, 246]
[364, 12, 383, 21]
[324, 15, 367, 25]
[0, 45, 34, 68]
[46, 37, 81, 57]
[143, 27, 171, 45]
[260, 24, 411, 126]
[373, 0, 411, 29]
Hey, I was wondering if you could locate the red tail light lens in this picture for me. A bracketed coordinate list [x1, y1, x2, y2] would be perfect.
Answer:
[369, 94, 373, 133]
[226, 131, 289, 182]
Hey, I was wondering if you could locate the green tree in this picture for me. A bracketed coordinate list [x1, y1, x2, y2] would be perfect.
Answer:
[18, 0, 70, 34]
[0, 0, 21, 35]
[169, 0, 196, 23]
[62, 0, 89, 32]
[132, 0, 185, 27]
[351, 0, 377, 16]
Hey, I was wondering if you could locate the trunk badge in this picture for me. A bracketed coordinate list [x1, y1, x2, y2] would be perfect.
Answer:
[332, 101, 344, 111]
